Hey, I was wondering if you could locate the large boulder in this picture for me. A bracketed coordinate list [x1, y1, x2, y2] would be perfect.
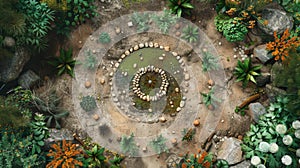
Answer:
[253, 44, 273, 64]
[256, 73, 271, 87]
[230, 160, 251, 168]
[18, 70, 40, 89]
[0, 48, 31, 83]
[217, 137, 243, 165]
[266, 84, 287, 102]
[248, 102, 267, 123]
[258, 8, 293, 36]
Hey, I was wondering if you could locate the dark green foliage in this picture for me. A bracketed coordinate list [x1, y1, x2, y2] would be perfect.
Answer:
[0, 96, 28, 128]
[17, 0, 54, 51]
[235, 106, 248, 116]
[201, 51, 220, 72]
[109, 155, 124, 168]
[131, 12, 150, 32]
[33, 91, 69, 129]
[168, 0, 194, 17]
[48, 48, 76, 77]
[30, 113, 49, 154]
[64, 0, 97, 26]
[98, 32, 111, 44]
[149, 134, 169, 154]
[234, 58, 261, 88]
[214, 159, 229, 168]
[181, 128, 196, 142]
[0, 127, 46, 168]
[181, 25, 199, 43]
[80, 95, 97, 112]
[120, 133, 138, 156]
[152, 9, 178, 34]
[84, 145, 106, 167]
[84, 50, 98, 70]
[214, 15, 248, 42]
[273, 52, 300, 115]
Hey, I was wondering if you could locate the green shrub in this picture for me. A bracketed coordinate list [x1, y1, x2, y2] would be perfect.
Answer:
[83, 145, 106, 167]
[48, 48, 76, 77]
[168, 0, 194, 17]
[152, 8, 178, 34]
[80, 95, 97, 112]
[120, 133, 138, 156]
[98, 32, 111, 44]
[181, 25, 199, 43]
[149, 134, 169, 154]
[234, 58, 261, 88]
[214, 15, 248, 42]
[30, 113, 49, 154]
[131, 12, 150, 32]
[201, 51, 220, 72]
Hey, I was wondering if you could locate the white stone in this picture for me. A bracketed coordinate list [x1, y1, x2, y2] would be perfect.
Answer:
[121, 54, 126, 59]
[176, 56, 181, 60]
[140, 57, 143, 61]
[175, 87, 179, 93]
[145, 42, 149, 47]
[149, 42, 154, 47]
[125, 50, 130, 55]
[129, 48, 133, 52]
[115, 27, 121, 34]
[160, 45, 164, 49]
[139, 43, 145, 48]
[154, 43, 159, 48]
[109, 72, 114, 77]
[176, 107, 181, 112]
[172, 52, 178, 56]
[134, 45, 139, 51]
[148, 109, 152, 112]
[159, 117, 166, 122]
[133, 63, 137, 68]
[180, 101, 185, 108]
[128, 21, 133, 27]
[115, 63, 119, 68]
[184, 74, 190, 80]
[159, 57, 164, 60]
[178, 59, 183, 64]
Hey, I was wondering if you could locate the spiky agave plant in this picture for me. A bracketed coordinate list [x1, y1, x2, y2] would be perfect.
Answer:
[234, 58, 262, 88]
[168, 0, 194, 17]
[181, 25, 199, 43]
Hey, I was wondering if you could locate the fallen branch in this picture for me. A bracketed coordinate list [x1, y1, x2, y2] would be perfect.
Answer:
[238, 93, 260, 109]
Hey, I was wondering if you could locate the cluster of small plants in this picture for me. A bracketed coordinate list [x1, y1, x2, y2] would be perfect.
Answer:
[149, 134, 169, 154]
[181, 25, 199, 43]
[152, 8, 179, 33]
[80, 95, 97, 112]
[98, 32, 111, 44]
[84, 49, 98, 70]
[242, 97, 300, 167]
[131, 12, 151, 32]
[200, 87, 221, 110]
[168, 0, 194, 17]
[201, 51, 220, 72]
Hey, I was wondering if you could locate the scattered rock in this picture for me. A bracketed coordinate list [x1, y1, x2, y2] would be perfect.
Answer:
[176, 107, 181, 112]
[127, 21, 133, 27]
[134, 45, 139, 51]
[171, 138, 177, 145]
[159, 117, 167, 123]
[255, 73, 271, 87]
[3, 36, 16, 47]
[139, 43, 144, 48]
[237, 135, 243, 140]
[164, 46, 170, 51]
[133, 63, 137, 68]
[159, 56, 164, 60]
[166, 154, 182, 168]
[18, 70, 40, 89]
[258, 8, 293, 36]
[175, 32, 181, 36]
[193, 119, 200, 126]
[115, 27, 121, 34]
[100, 78, 105, 84]
[142, 147, 147, 152]
[0, 48, 31, 83]
[175, 24, 180, 29]
[154, 43, 159, 48]
[125, 50, 130, 55]
[217, 137, 243, 165]
[184, 74, 190, 81]
[85, 81, 92, 88]
[208, 79, 215, 86]
[253, 44, 272, 64]
[93, 114, 100, 121]
[175, 87, 179, 93]
[179, 101, 185, 108]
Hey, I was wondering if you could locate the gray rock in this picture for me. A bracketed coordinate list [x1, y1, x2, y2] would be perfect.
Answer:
[266, 84, 287, 102]
[3, 37, 16, 47]
[253, 44, 272, 64]
[217, 137, 243, 165]
[18, 70, 40, 89]
[256, 73, 271, 87]
[248, 102, 266, 123]
[258, 8, 293, 36]
[166, 154, 182, 168]
[0, 48, 31, 82]
[230, 160, 251, 168]
[46, 128, 74, 143]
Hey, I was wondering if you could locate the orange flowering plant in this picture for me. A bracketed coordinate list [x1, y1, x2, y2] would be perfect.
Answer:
[266, 29, 300, 62]
[178, 150, 213, 168]
[46, 139, 83, 168]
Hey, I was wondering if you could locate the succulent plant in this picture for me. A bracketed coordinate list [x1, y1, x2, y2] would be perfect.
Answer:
[80, 95, 97, 112]
[98, 32, 111, 44]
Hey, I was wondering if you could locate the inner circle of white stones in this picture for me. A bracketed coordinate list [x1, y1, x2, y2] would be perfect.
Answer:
[132, 65, 169, 102]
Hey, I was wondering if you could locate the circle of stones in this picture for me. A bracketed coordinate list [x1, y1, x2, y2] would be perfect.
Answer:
[132, 65, 169, 102]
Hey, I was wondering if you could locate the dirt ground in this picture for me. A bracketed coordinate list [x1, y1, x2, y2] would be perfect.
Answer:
[34, 0, 260, 167]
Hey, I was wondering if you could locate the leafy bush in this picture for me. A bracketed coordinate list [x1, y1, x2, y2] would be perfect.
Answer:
[98, 32, 111, 44]
[242, 97, 300, 168]
[84, 50, 98, 70]
[131, 12, 150, 32]
[178, 150, 213, 168]
[152, 8, 178, 33]
[80, 95, 97, 112]
[181, 25, 199, 43]
[33, 91, 69, 129]
[120, 133, 138, 156]
[149, 134, 169, 154]
[201, 51, 220, 72]
[48, 48, 76, 77]
[200, 87, 221, 110]
[214, 15, 248, 42]
[47, 139, 83, 168]
[168, 0, 194, 17]
[234, 58, 261, 88]
[83, 145, 106, 167]
[266, 29, 300, 62]
[30, 113, 49, 154]
[17, 0, 54, 51]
